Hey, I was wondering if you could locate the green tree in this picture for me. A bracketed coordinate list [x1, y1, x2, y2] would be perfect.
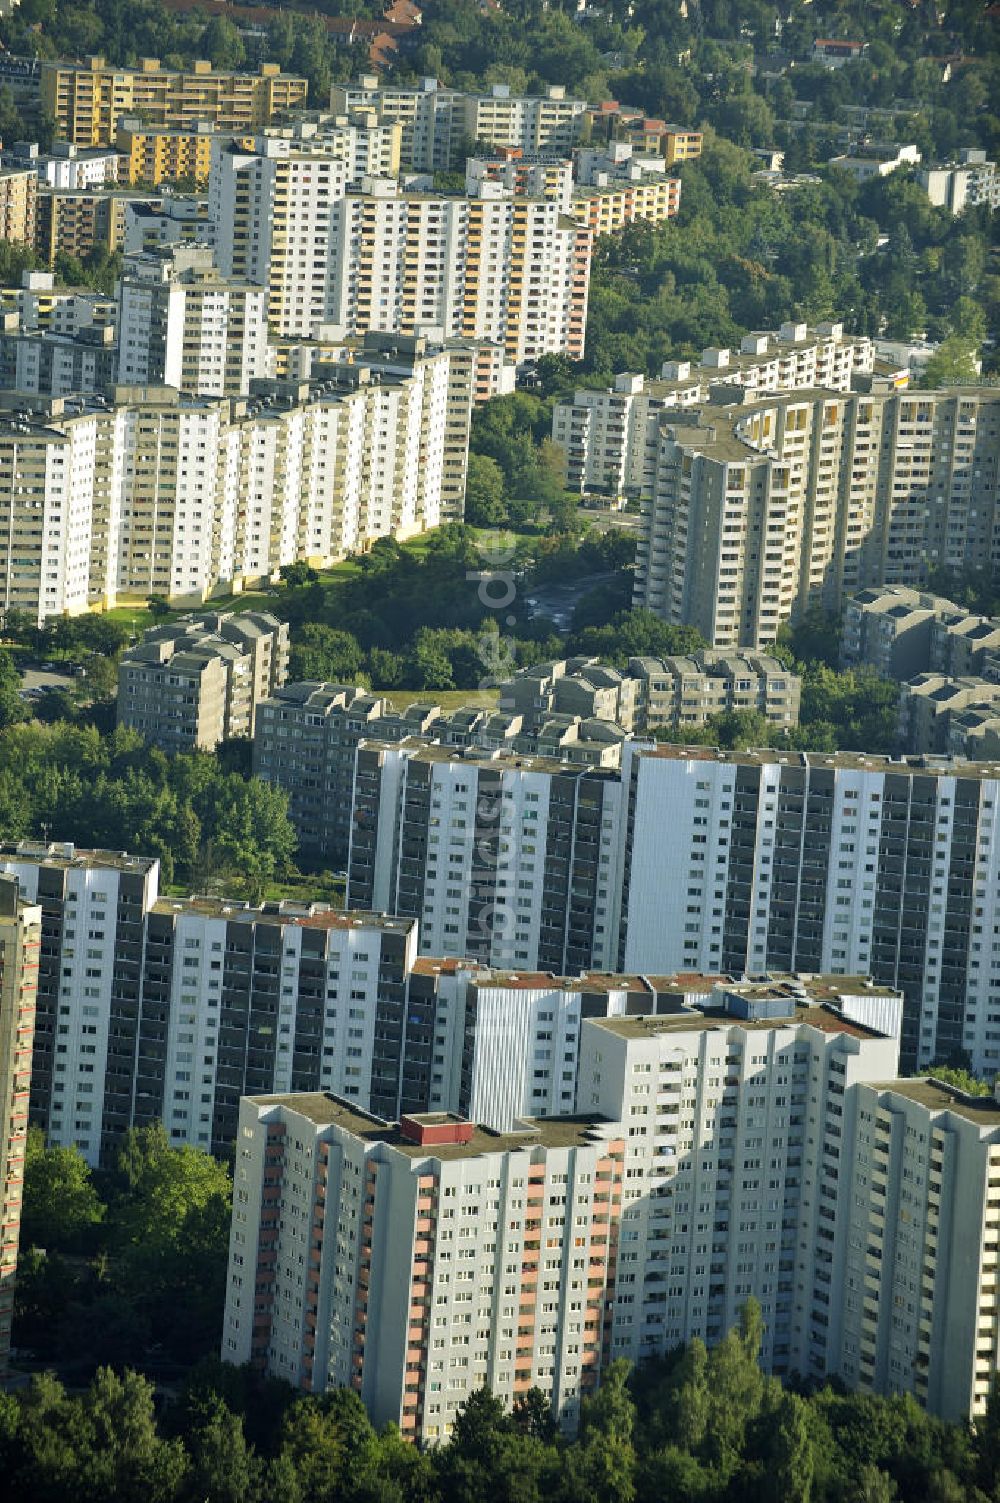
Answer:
[767, 1393, 815, 1503]
[289, 624, 366, 684]
[0, 649, 27, 731]
[21, 1127, 104, 1254]
[182, 1397, 257, 1503]
[920, 335, 981, 387]
[202, 14, 245, 68]
[464, 453, 508, 527]
[110, 1125, 233, 1361]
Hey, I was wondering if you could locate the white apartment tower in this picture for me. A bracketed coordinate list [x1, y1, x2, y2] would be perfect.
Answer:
[577, 993, 901, 1380]
[0, 404, 102, 623]
[210, 136, 349, 337]
[326, 181, 592, 364]
[116, 244, 269, 395]
[223, 1095, 624, 1439]
[0, 337, 471, 621]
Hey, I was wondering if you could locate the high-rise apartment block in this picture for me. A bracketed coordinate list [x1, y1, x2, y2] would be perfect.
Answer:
[210, 135, 349, 337]
[40, 57, 308, 148]
[116, 118, 222, 187]
[842, 1079, 1000, 1420]
[0, 877, 40, 1373]
[347, 743, 625, 974]
[223, 1096, 624, 1435]
[210, 127, 592, 358]
[339, 739, 1000, 1078]
[226, 981, 1000, 1430]
[633, 387, 1000, 650]
[117, 610, 289, 751]
[254, 684, 629, 865]
[0, 841, 421, 1164]
[578, 992, 901, 1380]
[552, 322, 878, 498]
[116, 245, 269, 395]
[329, 77, 587, 171]
[324, 180, 592, 363]
[0, 320, 117, 398]
[0, 167, 37, 246]
[0, 335, 472, 622]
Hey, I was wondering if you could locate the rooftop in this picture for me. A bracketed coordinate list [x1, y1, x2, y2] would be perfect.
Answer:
[0, 841, 158, 873]
[876, 1077, 1000, 1127]
[252, 1092, 618, 1156]
[634, 743, 1000, 779]
[151, 895, 413, 933]
[588, 1001, 882, 1042]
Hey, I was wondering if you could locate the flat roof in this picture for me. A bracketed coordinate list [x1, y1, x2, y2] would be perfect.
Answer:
[252, 1092, 617, 1156]
[151, 895, 413, 932]
[634, 744, 1000, 778]
[588, 1003, 879, 1041]
[875, 1078, 1000, 1126]
[0, 842, 157, 873]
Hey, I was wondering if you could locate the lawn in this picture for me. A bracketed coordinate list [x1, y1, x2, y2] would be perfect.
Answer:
[379, 686, 500, 712]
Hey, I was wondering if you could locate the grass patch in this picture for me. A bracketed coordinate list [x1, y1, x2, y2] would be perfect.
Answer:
[162, 870, 345, 907]
[378, 686, 500, 712]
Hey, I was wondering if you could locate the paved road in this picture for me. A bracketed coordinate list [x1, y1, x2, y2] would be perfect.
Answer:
[525, 570, 619, 631]
[583, 505, 644, 533]
[20, 669, 74, 695]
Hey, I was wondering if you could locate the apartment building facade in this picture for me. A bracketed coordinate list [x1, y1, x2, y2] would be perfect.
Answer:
[225, 984, 1000, 1430]
[0, 339, 471, 621]
[211, 135, 349, 338]
[634, 387, 1000, 650]
[841, 1079, 1000, 1422]
[0, 322, 117, 398]
[347, 743, 626, 974]
[0, 167, 37, 246]
[116, 245, 269, 396]
[223, 1094, 625, 1439]
[337, 736, 1000, 1078]
[0, 877, 40, 1372]
[616, 744, 1000, 1075]
[330, 76, 587, 170]
[0, 840, 422, 1165]
[578, 993, 902, 1381]
[552, 322, 877, 498]
[117, 610, 289, 751]
[41, 57, 308, 147]
[324, 182, 592, 364]
[918, 149, 1000, 214]
[498, 651, 801, 733]
[0, 402, 104, 623]
[841, 586, 964, 679]
[116, 118, 222, 186]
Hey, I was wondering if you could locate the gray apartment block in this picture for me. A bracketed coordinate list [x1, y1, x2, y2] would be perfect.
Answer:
[897, 674, 1000, 754]
[253, 682, 629, 865]
[930, 613, 1000, 677]
[841, 587, 963, 679]
[498, 651, 800, 733]
[117, 609, 289, 752]
[842, 587, 1000, 685]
